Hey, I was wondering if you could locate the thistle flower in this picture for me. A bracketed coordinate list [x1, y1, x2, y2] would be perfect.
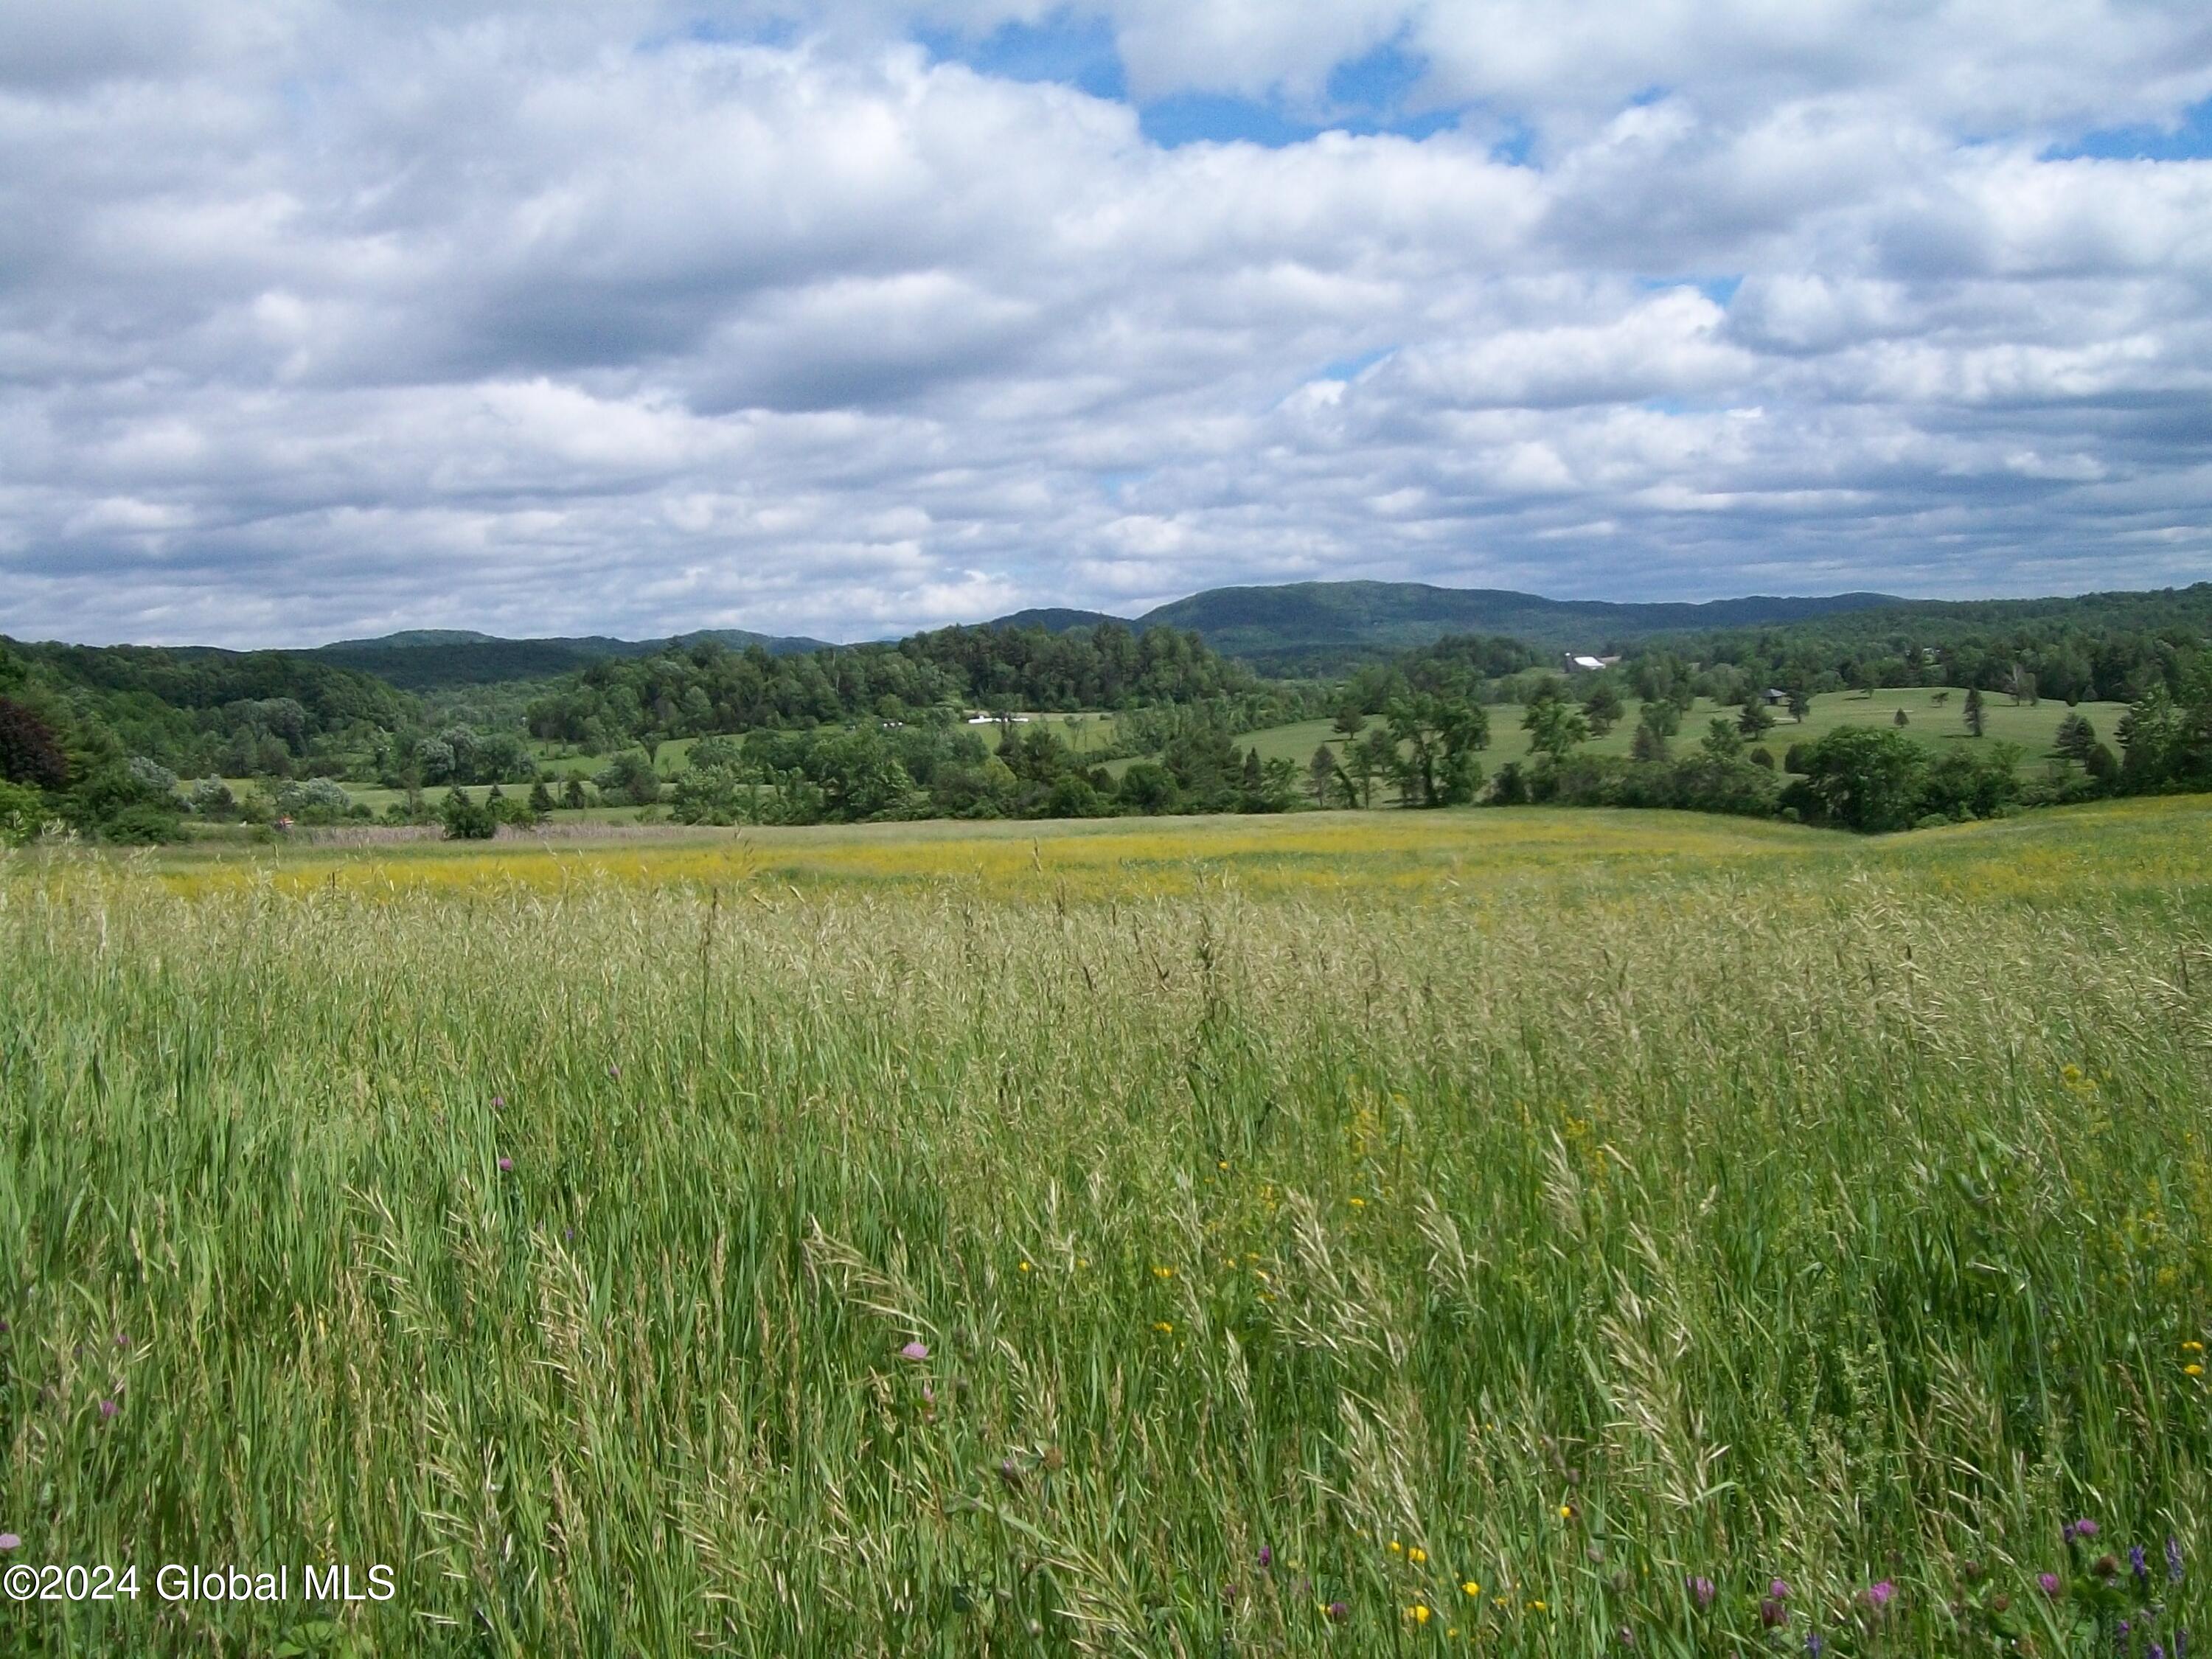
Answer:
[898, 1340, 928, 1361]
[1770, 1579, 1792, 1601]
[2039, 1573, 2062, 1598]
[1861, 1581, 1895, 1612]
[2071, 1519, 2101, 1540]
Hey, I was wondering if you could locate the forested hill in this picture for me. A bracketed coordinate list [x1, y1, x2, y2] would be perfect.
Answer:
[1133, 583, 1902, 668]
[0, 636, 417, 773]
[310, 627, 833, 690]
[982, 582, 1902, 670]
[522, 622, 1292, 748]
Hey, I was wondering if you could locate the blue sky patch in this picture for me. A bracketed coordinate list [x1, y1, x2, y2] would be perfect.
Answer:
[2045, 97, 2212, 161]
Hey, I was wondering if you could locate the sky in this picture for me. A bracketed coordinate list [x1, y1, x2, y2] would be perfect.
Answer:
[4, 1, 2212, 647]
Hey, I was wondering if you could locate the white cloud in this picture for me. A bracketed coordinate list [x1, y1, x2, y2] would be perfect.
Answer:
[1, 0, 2211, 645]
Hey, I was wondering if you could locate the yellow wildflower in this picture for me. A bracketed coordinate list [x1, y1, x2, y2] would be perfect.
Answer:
[1348, 1196, 1366, 1208]
[1152, 1265, 1175, 1279]
[1409, 1604, 1430, 1625]
[1018, 1261, 1031, 1273]
[1152, 1321, 1173, 1334]
[2188, 1363, 2205, 1377]
[1409, 1547, 1427, 1564]
[1388, 1540, 1403, 1555]
[2185, 1340, 2205, 1352]
[1461, 1581, 1481, 1597]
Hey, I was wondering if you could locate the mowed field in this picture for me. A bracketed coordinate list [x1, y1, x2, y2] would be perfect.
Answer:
[1234, 687, 2132, 780]
[2, 799, 2210, 1655]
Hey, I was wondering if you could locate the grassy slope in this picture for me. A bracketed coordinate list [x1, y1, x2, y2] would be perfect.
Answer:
[1234, 687, 2130, 777]
[4, 800, 2211, 1654]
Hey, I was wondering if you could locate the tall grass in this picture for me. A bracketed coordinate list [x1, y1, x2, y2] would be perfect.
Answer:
[1, 802, 2208, 1654]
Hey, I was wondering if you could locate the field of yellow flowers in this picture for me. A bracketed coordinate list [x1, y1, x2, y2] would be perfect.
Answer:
[1, 798, 2209, 1654]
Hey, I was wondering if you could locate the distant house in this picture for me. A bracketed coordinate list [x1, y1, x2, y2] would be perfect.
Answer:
[1762, 687, 1790, 706]
[1562, 653, 1620, 674]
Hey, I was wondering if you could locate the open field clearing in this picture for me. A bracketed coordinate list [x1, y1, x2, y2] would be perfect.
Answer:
[2, 799, 2210, 1654]
[1232, 689, 2132, 781]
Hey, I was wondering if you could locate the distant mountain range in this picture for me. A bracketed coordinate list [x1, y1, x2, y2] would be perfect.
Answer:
[990, 582, 1907, 672]
[288, 578, 2209, 689]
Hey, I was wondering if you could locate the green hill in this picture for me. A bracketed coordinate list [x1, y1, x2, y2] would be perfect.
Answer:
[310, 627, 835, 690]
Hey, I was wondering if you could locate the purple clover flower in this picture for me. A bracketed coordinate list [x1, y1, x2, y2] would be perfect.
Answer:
[497, 1155, 514, 1172]
[1687, 1576, 1714, 1610]
[1770, 1579, 1791, 1601]
[898, 1340, 928, 1361]
[97, 1399, 118, 1419]
[2072, 1519, 2101, 1540]
[2039, 1573, 2062, 1598]
[0, 1534, 18, 1552]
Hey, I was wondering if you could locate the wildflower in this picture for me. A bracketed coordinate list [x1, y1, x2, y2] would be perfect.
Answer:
[497, 1155, 514, 1172]
[1152, 1266, 1174, 1279]
[997, 1457, 1022, 1491]
[1761, 1597, 1789, 1629]
[1152, 1321, 1172, 1334]
[2072, 1519, 2101, 1540]
[1559, 1503, 1578, 1520]
[1770, 1579, 1792, 1601]
[1257, 1545, 1271, 1569]
[1348, 1197, 1366, 1208]
[898, 1340, 929, 1361]
[1617, 1627, 1635, 1648]
[1528, 1599, 1547, 1613]
[607, 1065, 619, 1078]
[1805, 1635, 1823, 1658]
[1688, 1576, 1715, 1610]
[2171, 1536, 2185, 1583]
[2152, 1646, 2166, 1659]
[1861, 1580, 1895, 1612]
[1408, 1604, 1430, 1625]
[2039, 1573, 2062, 1597]
[1326, 1600, 1349, 1623]
[1462, 1582, 1480, 1597]
[2094, 1554, 2120, 1578]
[1018, 1261, 1031, 1273]
[490, 1095, 504, 1109]
[2135, 1545, 2151, 1585]
[2186, 1340, 2205, 1352]
[115, 1333, 128, 1348]
[1409, 1547, 1427, 1565]
[0, 1534, 18, 1552]
[1388, 1540, 1403, 1555]
[2187, 1364, 2205, 1377]
[98, 1399, 118, 1419]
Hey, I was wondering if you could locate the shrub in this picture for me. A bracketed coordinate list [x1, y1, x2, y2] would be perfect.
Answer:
[0, 697, 68, 789]
[440, 787, 498, 841]
[276, 778, 355, 824]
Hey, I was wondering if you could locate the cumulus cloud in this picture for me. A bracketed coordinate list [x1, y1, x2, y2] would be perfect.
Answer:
[0, 0, 2210, 645]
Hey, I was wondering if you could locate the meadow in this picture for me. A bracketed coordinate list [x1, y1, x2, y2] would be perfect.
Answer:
[1228, 689, 2131, 783]
[1, 799, 2209, 1655]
